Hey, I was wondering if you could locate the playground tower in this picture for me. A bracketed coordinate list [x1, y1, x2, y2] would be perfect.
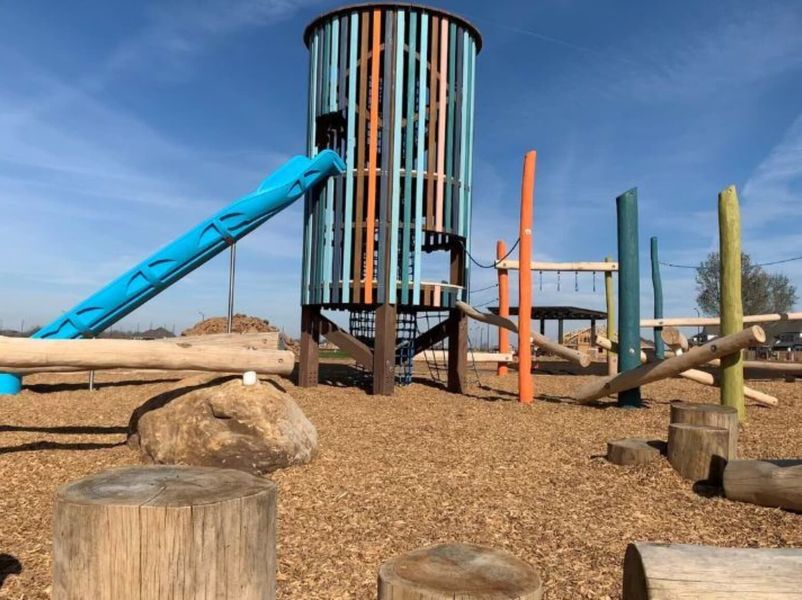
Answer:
[299, 3, 481, 395]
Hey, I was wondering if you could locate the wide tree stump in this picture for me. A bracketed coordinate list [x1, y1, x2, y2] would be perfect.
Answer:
[667, 423, 729, 482]
[670, 402, 738, 459]
[606, 438, 662, 466]
[623, 542, 802, 599]
[378, 543, 542, 599]
[723, 459, 802, 511]
[52, 465, 276, 600]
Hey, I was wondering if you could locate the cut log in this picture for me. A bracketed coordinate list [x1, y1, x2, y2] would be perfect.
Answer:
[675, 369, 778, 407]
[667, 423, 730, 482]
[169, 331, 281, 350]
[623, 542, 802, 599]
[378, 543, 542, 599]
[52, 465, 276, 600]
[723, 459, 802, 511]
[456, 301, 591, 367]
[660, 327, 688, 352]
[640, 311, 802, 327]
[670, 402, 738, 459]
[575, 326, 765, 403]
[606, 438, 662, 466]
[0, 336, 294, 375]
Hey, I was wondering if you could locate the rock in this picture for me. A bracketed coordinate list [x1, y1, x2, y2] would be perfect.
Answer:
[128, 375, 317, 475]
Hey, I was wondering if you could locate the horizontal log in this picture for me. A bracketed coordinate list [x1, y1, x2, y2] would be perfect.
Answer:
[169, 332, 280, 350]
[575, 326, 766, 402]
[595, 335, 647, 363]
[723, 459, 802, 512]
[661, 327, 689, 352]
[641, 311, 802, 328]
[623, 542, 802, 599]
[495, 260, 618, 272]
[456, 301, 591, 367]
[414, 351, 515, 363]
[677, 368, 778, 406]
[0, 336, 294, 375]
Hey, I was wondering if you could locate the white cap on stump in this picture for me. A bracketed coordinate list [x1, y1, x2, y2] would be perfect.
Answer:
[242, 370, 258, 386]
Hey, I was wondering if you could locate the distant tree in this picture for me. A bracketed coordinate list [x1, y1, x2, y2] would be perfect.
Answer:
[695, 252, 798, 316]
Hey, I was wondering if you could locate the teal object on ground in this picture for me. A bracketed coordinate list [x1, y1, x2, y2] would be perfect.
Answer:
[617, 188, 642, 408]
[651, 236, 665, 359]
[0, 151, 344, 395]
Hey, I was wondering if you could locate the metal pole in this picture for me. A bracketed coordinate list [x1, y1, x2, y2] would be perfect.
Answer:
[227, 243, 237, 334]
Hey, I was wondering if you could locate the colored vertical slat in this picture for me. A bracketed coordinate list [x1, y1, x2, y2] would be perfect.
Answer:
[435, 18, 448, 232]
[302, 29, 319, 304]
[388, 10, 405, 304]
[452, 27, 463, 233]
[313, 24, 328, 303]
[444, 22, 456, 233]
[341, 12, 359, 305]
[412, 14, 428, 305]
[364, 9, 381, 305]
[377, 10, 395, 304]
[353, 12, 370, 303]
[458, 31, 469, 245]
[321, 19, 339, 304]
[464, 38, 477, 296]
[426, 16, 439, 230]
[400, 12, 417, 305]
[331, 15, 348, 304]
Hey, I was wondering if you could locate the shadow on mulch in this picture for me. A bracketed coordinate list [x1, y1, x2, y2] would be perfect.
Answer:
[0, 440, 126, 455]
[0, 425, 126, 435]
[25, 377, 182, 393]
[0, 554, 21, 589]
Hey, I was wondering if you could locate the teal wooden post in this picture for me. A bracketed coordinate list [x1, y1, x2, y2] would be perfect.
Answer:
[617, 189, 642, 407]
[650, 236, 665, 359]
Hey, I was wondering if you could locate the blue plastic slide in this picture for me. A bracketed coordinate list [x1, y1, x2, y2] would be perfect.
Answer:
[0, 150, 344, 394]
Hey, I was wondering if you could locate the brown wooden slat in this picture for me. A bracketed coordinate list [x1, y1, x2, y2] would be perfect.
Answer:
[426, 15, 440, 230]
[352, 11, 370, 303]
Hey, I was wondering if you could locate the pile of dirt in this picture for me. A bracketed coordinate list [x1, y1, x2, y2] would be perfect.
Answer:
[181, 314, 279, 336]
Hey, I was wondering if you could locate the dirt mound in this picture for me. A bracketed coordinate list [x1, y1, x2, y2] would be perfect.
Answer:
[182, 314, 279, 336]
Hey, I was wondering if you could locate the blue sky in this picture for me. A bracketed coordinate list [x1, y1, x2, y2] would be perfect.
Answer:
[2, 0, 802, 339]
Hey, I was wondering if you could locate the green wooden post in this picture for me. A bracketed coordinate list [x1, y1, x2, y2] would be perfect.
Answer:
[650, 236, 665, 359]
[719, 185, 745, 421]
[617, 189, 642, 407]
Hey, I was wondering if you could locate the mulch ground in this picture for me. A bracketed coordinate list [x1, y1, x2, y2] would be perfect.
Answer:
[1, 363, 801, 599]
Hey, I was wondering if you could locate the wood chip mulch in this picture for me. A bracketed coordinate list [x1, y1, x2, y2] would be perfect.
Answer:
[1, 364, 800, 599]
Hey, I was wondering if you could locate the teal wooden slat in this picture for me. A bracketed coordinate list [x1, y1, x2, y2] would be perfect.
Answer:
[388, 10, 405, 304]
[322, 19, 339, 303]
[458, 31, 469, 242]
[400, 12, 417, 305]
[444, 21, 456, 233]
[617, 188, 642, 407]
[413, 14, 429, 305]
[302, 29, 319, 304]
[316, 23, 329, 303]
[341, 12, 359, 304]
[464, 38, 476, 298]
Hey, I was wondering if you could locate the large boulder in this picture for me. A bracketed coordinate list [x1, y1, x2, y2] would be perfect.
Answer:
[128, 375, 317, 475]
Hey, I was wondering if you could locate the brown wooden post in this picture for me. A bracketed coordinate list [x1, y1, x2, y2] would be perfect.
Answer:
[558, 319, 564, 344]
[373, 304, 396, 395]
[447, 310, 468, 393]
[298, 305, 320, 388]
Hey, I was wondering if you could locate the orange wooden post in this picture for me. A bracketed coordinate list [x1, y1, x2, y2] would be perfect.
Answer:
[518, 151, 536, 403]
[363, 9, 381, 305]
[496, 240, 510, 376]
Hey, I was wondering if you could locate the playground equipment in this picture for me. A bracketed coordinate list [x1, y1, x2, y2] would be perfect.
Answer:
[0, 151, 344, 395]
[0, 336, 295, 375]
[298, 4, 482, 395]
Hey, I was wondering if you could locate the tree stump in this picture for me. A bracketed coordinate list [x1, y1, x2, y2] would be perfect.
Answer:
[623, 542, 802, 599]
[52, 465, 276, 600]
[378, 543, 542, 599]
[670, 402, 738, 459]
[723, 459, 802, 511]
[606, 439, 662, 466]
[667, 423, 729, 482]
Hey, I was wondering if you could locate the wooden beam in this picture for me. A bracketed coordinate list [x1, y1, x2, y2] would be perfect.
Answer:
[617, 188, 642, 407]
[604, 255, 617, 376]
[298, 305, 320, 387]
[455, 301, 591, 367]
[518, 151, 536, 404]
[372, 304, 396, 396]
[447, 308, 467, 393]
[724, 459, 802, 512]
[650, 236, 665, 359]
[640, 312, 802, 328]
[719, 185, 746, 420]
[319, 315, 373, 369]
[623, 542, 802, 599]
[595, 334, 647, 364]
[495, 260, 618, 272]
[496, 240, 510, 376]
[661, 326, 689, 352]
[0, 336, 295, 375]
[413, 317, 451, 356]
[575, 326, 766, 403]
